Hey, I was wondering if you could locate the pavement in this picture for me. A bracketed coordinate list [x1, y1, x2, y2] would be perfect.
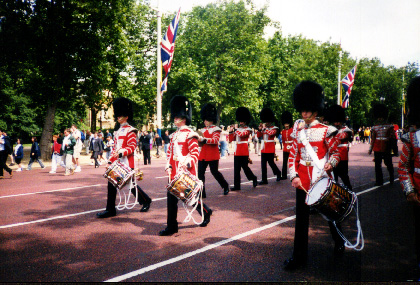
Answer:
[0, 142, 419, 282]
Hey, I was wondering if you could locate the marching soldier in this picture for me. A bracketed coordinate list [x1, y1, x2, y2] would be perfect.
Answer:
[198, 103, 230, 196]
[97, 97, 152, 219]
[284, 80, 344, 270]
[368, 103, 397, 186]
[160, 95, 212, 236]
[398, 76, 420, 280]
[257, 107, 282, 184]
[329, 105, 353, 190]
[229, 107, 258, 191]
[280, 111, 294, 180]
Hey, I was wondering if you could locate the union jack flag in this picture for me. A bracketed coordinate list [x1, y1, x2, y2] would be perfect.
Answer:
[341, 65, 357, 108]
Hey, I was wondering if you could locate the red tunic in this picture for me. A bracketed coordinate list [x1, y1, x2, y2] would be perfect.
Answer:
[166, 126, 199, 180]
[109, 123, 137, 169]
[398, 131, 420, 197]
[288, 120, 341, 191]
[229, 126, 251, 156]
[198, 125, 221, 161]
[257, 126, 279, 154]
[335, 126, 353, 161]
[369, 124, 395, 153]
[281, 128, 293, 153]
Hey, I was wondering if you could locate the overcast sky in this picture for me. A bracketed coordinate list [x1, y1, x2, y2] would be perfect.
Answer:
[152, 0, 420, 68]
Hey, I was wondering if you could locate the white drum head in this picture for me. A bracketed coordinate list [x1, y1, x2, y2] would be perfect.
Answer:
[306, 177, 329, 205]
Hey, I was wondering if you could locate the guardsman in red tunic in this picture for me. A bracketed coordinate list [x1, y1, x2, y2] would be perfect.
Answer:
[329, 105, 353, 190]
[368, 103, 397, 186]
[198, 104, 230, 196]
[257, 107, 282, 184]
[229, 107, 258, 191]
[280, 111, 294, 180]
[159, 96, 212, 236]
[398, 76, 420, 278]
[97, 98, 152, 219]
[284, 81, 344, 271]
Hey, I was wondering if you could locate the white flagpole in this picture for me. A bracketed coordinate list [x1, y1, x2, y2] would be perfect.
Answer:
[402, 73, 405, 129]
[156, 0, 162, 134]
[337, 47, 342, 105]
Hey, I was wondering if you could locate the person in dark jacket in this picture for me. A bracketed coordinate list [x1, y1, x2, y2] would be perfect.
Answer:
[13, 138, 24, 171]
[155, 134, 163, 157]
[142, 131, 151, 165]
[0, 129, 13, 178]
[27, 137, 45, 170]
[162, 130, 171, 154]
[91, 132, 104, 168]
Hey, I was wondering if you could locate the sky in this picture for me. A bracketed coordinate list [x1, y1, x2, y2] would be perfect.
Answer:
[151, 0, 420, 68]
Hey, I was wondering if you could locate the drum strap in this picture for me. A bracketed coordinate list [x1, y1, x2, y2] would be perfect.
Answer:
[333, 196, 364, 251]
[116, 176, 139, 211]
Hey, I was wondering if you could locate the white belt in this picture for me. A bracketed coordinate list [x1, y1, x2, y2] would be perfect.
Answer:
[415, 168, 420, 174]
[338, 144, 348, 147]
[263, 140, 275, 143]
[300, 160, 315, 167]
[236, 141, 247, 144]
[285, 141, 293, 144]
[376, 137, 388, 140]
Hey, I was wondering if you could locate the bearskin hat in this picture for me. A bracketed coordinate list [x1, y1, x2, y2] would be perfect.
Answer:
[293, 80, 324, 114]
[236, 107, 251, 124]
[407, 76, 420, 125]
[260, 107, 276, 123]
[281, 111, 293, 126]
[329, 105, 346, 123]
[372, 103, 388, 120]
[200, 103, 218, 123]
[113, 97, 133, 122]
[170, 95, 192, 125]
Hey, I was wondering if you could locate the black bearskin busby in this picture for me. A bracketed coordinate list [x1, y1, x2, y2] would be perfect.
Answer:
[372, 103, 388, 120]
[260, 107, 276, 123]
[236, 107, 251, 125]
[113, 97, 133, 122]
[293, 80, 324, 114]
[407, 76, 420, 125]
[281, 111, 293, 126]
[170, 95, 192, 125]
[201, 103, 218, 123]
[329, 105, 346, 123]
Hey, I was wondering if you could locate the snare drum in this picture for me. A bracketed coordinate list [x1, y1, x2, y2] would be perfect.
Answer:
[166, 168, 203, 207]
[103, 160, 135, 189]
[306, 177, 356, 222]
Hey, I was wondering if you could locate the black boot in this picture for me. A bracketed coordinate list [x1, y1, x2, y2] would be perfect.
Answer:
[253, 177, 258, 187]
[223, 186, 229, 195]
[200, 209, 212, 227]
[140, 201, 151, 212]
[96, 210, 116, 218]
[159, 227, 178, 236]
[258, 180, 268, 185]
[283, 257, 306, 271]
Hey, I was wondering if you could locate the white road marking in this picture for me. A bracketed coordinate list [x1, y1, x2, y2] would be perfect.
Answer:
[0, 184, 105, 199]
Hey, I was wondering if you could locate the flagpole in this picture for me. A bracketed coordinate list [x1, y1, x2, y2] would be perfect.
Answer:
[156, 0, 162, 136]
[402, 73, 405, 129]
[337, 47, 342, 105]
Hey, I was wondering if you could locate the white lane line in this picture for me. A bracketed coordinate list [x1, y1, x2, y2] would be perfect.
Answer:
[0, 184, 106, 199]
[105, 215, 297, 282]
[105, 180, 391, 282]
[0, 197, 168, 229]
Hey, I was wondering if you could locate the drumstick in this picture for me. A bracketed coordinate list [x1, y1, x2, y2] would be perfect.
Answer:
[299, 182, 311, 196]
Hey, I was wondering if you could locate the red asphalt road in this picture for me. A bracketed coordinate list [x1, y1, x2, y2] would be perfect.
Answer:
[0, 143, 418, 282]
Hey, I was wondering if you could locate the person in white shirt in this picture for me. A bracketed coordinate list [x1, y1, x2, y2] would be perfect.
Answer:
[71, 124, 82, 172]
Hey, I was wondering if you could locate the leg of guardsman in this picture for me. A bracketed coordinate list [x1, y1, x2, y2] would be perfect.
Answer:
[267, 153, 281, 176]
[106, 182, 118, 213]
[260, 153, 268, 182]
[383, 152, 394, 182]
[374, 152, 384, 185]
[414, 206, 420, 265]
[234, 156, 242, 189]
[282, 152, 289, 179]
[198, 160, 208, 192]
[208, 160, 229, 189]
[0, 151, 6, 176]
[292, 188, 310, 263]
[242, 156, 256, 181]
[132, 185, 152, 205]
[167, 191, 179, 230]
[328, 221, 344, 245]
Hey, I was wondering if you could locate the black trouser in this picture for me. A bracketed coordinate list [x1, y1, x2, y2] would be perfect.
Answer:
[106, 181, 152, 212]
[166, 191, 211, 230]
[374, 151, 394, 184]
[292, 188, 343, 262]
[143, 149, 151, 165]
[260, 153, 281, 182]
[414, 205, 420, 264]
[198, 160, 229, 195]
[333, 160, 352, 190]
[93, 151, 100, 167]
[0, 150, 12, 176]
[282, 152, 290, 179]
[233, 156, 256, 189]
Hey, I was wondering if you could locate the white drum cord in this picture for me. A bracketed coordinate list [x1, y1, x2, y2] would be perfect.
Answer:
[116, 177, 139, 211]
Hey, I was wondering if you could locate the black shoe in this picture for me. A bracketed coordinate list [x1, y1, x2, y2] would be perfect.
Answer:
[96, 210, 116, 218]
[230, 187, 241, 191]
[374, 182, 383, 186]
[258, 180, 268, 185]
[253, 177, 258, 187]
[276, 173, 282, 181]
[140, 202, 151, 212]
[159, 227, 178, 236]
[283, 257, 306, 271]
[9, 163, 15, 166]
[200, 209, 212, 227]
[279, 176, 287, 180]
[389, 178, 394, 185]
[334, 243, 345, 257]
[223, 186, 229, 195]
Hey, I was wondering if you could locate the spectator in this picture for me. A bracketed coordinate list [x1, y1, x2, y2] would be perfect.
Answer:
[162, 130, 170, 154]
[155, 133, 162, 157]
[0, 129, 13, 178]
[105, 135, 114, 161]
[106, 129, 112, 139]
[49, 135, 62, 174]
[84, 131, 91, 155]
[91, 132, 103, 168]
[27, 137, 45, 170]
[3, 132, 15, 166]
[142, 131, 151, 165]
[62, 129, 76, 175]
[71, 124, 82, 173]
[219, 126, 229, 158]
[13, 138, 24, 171]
